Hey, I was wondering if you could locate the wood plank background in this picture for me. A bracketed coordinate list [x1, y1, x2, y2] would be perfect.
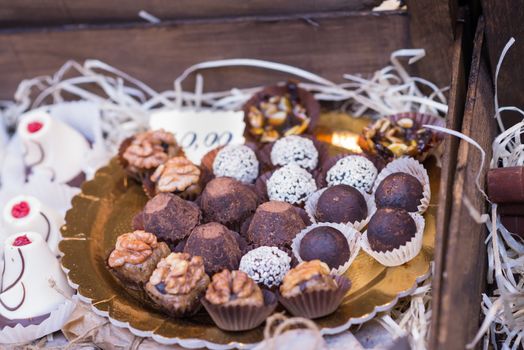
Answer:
[0, 11, 411, 100]
[482, 0, 524, 129]
[0, 0, 383, 26]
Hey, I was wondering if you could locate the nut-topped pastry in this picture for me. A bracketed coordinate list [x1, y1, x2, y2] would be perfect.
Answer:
[205, 270, 263, 307]
[145, 253, 210, 317]
[278, 260, 351, 319]
[108, 231, 170, 287]
[119, 129, 183, 175]
[202, 270, 278, 331]
[150, 156, 202, 198]
[280, 260, 336, 298]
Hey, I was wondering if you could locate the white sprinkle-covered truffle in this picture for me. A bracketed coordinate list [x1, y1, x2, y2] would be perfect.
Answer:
[239, 246, 291, 287]
[271, 135, 319, 170]
[213, 144, 259, 184]
[326, 155, 378, 192]
[267, 164, 317, 205]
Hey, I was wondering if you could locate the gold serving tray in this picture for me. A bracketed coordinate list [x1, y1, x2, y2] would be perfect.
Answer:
[60, 114, 437, 349]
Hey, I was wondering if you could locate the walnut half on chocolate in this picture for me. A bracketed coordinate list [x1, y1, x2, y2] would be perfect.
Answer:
[150, 156, 201, 195]
[280, 260, 338, 298]
[145, 253, 210, 317]
[108, 231, 170, 288]
[205, 270, 264, 307]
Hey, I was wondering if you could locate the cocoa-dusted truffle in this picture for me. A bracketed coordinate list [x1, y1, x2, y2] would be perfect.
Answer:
[184, 222, 242, 275]
[143, 193, 201, 243]
[367, 208, 417, 252]
[374, 172, 423, 212]
[316, 185, 367, 224]
[298, 227, 350, 269]
[247, 201, 306, 249]
[201, 177, 258, 227]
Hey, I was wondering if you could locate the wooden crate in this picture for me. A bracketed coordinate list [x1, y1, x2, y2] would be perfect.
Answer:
[0, 1, 470, 349]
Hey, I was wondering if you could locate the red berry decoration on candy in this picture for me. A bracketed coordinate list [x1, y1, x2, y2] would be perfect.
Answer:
[27, 121, 43, 133]
[11, 201, 30, 218]
[13, 235, 32, 246]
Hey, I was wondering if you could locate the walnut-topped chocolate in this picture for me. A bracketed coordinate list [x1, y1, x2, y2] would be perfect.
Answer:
[205, 270, 264, 307]
[122, 129, 181, 172]
[108, 230, 158, 267]
[149, 253, 207, 295]
[280, 260, 338, 298]
[150, 156, 201, 193]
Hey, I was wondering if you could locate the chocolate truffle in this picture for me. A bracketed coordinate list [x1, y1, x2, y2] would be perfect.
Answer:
[271, 135, 319, 170]
[316, 185, 368, 224]
[267, 164, 317, 205]
[184, 222, 242, 275]
[374, 172, 424, 212]
[143, 193, 201, 243]
[201, 177, 258, 227]
[213, 144, 259, 184]
[367, 208, 417, 252]
[326, 155, 378, 193]
[247, 201, 306, 249]
[239, 246, 291, 288]
[298, 226, 350, 269]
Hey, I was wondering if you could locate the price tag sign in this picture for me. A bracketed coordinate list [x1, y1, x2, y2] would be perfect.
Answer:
[149, 108, 245, 164]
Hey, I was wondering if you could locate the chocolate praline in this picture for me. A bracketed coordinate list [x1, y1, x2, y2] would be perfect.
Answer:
[143, 193, 201, 243]
[201, 177, 258, 227]
[374, 172, 423, 212]
[184, 222, 242, 275]
[316, 185, 367, 224]
[299, 226, 350, 269]
[367, 208, 417, 252]
[247, 201, 306, 249]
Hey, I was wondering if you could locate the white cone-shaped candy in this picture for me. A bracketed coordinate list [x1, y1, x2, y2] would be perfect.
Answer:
[18, 111, 90, 184]
[0, 232, 73, 320]
[2, 195, 63, 256]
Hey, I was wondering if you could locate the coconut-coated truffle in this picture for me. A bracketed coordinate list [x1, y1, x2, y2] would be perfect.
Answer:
[374, 172, 423, 212]
[326, 155, 377, 193]
[367, 208, 417, 252]
[239, 246, 291, 288]
[213, 144, 259, 184]
[201, 177, 258, 227]
[316, 185, 368, 224]
[184, 222, 242, 275]
[247, 201, 306, 249]
[143, 193, 201, 243]
[298, 226, 350, 269]
[271, 135, 319, 170]
[267, 164, 317, 205]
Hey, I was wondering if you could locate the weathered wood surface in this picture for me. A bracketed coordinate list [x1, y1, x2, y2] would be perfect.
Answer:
[0, 0, 383, 26]
[431, 17, 495, 350]
[482, 0, 524, 129]
[429, 19, 466, 350]
[0, 11, 410, 100]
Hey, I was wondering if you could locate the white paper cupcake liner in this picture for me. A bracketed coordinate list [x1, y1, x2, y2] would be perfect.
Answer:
[360, 212, 425, 267]
[304, 187, 377, 231]
[0, 299, 76, 345]
[372, 157, 430, 214]
[291, 222, 361, 275]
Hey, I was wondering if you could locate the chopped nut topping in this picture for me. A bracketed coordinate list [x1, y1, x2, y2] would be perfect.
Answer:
[150, 157, 200, 193]
[280, 260, 334, 296]
[149, 253, 207, 295]
[108, 231, 158, 267]
[205, 270, 263, 306]
[123, 129, 180, 172]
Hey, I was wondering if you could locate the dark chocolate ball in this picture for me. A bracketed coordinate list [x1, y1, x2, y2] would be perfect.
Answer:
[299, 226, 350, 269]
[316, 185, 368, 224]
[367, 208, 417, 252]
[201, 177, 258, 227]
[374, 172, 423, 212]
[143, 193, 201, 243]
[184, 222, 242, 275]
[247, 201, 305, 249]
